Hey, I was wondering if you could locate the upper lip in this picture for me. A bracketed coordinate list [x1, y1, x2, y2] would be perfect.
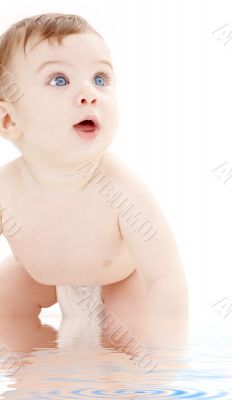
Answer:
[73, 115, 100, 129]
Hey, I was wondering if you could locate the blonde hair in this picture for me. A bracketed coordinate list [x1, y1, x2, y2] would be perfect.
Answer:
[0, 13, 101, 101]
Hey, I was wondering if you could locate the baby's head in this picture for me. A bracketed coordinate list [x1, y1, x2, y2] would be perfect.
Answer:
[0, 13, 119, 170]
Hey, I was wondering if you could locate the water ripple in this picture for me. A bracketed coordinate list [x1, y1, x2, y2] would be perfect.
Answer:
[10, 387, 232, 399]
[1, 327, 232, 400]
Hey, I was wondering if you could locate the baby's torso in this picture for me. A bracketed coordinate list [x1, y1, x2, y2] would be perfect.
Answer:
[0, 153, 135, 285]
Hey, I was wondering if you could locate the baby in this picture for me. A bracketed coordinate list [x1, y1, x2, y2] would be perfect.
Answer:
[0, 13, 188, 333]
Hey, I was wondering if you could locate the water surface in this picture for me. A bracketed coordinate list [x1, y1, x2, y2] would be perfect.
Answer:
[0, 316, 231, 399]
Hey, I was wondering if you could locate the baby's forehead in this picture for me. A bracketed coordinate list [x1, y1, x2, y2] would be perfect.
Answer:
[24, 33, 112, 68]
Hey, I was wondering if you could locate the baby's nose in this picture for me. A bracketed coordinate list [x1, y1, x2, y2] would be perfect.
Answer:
[75, 89, 97, 106]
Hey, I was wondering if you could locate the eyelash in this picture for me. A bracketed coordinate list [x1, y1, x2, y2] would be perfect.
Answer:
[47, 71, 112, 86]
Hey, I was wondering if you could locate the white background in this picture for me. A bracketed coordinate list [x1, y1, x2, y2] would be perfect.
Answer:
[0, 0, 231, 334]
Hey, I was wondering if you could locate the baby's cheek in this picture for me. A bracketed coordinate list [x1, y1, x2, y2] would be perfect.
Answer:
[106, 98, 119, 125]
[110, 106, 119, 132]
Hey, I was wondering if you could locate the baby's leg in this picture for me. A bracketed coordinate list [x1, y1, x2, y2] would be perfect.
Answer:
[101, 268, 148, 323]
[0, 254, 57, 317]
[101, 268, 188, 348]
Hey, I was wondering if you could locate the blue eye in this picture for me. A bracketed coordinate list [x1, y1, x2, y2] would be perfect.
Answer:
[94, 72, 112, 86]
[47, 71, 112, 88]
[48, 74, 69, 87]
[95, 75, 106, 86]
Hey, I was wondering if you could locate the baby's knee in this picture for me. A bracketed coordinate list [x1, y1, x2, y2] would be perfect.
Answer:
[0, 255, 56, 317]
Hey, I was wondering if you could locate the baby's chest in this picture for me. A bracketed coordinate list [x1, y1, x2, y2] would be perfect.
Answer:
[4, 193, 125, 284]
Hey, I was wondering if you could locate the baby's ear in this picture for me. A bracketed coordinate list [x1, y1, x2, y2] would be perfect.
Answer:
[0, 101, 22, 141]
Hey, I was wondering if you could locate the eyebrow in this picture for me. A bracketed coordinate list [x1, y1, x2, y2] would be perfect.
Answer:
[35, 59, 113, 73]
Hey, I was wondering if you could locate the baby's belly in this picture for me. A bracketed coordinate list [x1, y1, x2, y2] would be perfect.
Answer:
[6, 234, 135, 286]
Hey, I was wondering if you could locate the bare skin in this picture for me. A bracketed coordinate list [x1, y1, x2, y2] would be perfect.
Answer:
[0, 151, 146, 316]
[1, 152, 135, 287]
[0, 150, 188, 336]
[0, 32, 188, 325]
[0, 254, 57, 316]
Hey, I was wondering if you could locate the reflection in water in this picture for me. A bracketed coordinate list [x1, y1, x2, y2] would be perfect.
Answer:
[0, 314, 231, 399]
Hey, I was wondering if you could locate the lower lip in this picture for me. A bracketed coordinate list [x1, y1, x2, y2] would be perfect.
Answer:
[73, 125, 100, 140]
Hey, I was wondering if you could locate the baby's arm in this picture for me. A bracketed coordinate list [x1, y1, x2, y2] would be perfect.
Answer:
[116, 168, 188, 324]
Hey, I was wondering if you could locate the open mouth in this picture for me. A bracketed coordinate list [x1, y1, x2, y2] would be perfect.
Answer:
[73, 115, 100, 132]
[74, 119, 96, 132]
[73, 116, 100, 140]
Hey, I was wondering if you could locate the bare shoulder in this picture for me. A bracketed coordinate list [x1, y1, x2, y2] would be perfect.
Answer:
[0, 157, 21, 180]
[101, 150, 159, 212]
[101, 150, 150, 192]
[0, 157, 21, 233]
[101, 151, 173, 241]
[0, 160, 13, 201]
[0, 157, 21, 196]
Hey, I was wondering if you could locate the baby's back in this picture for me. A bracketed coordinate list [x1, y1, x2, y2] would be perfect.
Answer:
[0, 151, 135, 286]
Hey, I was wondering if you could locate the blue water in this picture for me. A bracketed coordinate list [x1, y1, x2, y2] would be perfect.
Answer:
[0, 317, 231, 399]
